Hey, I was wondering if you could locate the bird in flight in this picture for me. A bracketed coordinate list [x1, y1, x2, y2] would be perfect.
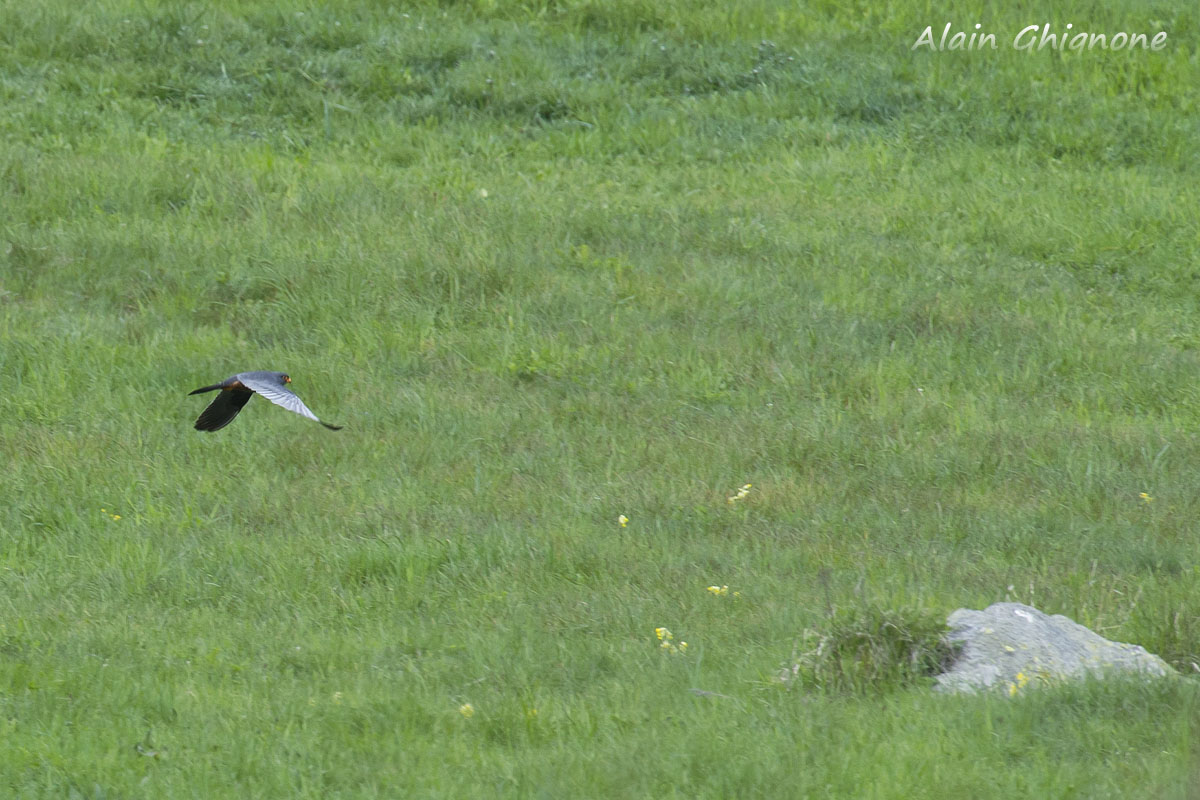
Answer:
[189, 371, 343, 431]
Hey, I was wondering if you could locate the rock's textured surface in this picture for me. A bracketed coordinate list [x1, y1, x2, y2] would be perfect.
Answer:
[935, 602, 1175, 694]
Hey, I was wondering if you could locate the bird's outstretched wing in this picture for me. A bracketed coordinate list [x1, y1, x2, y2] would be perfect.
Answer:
[237, 373, 343, 430]
[194, 388, 253, 431]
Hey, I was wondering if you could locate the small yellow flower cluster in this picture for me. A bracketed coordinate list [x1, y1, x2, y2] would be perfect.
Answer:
[655, 627, 688, 654]
[1007, 671, 1030, 697]
[727, 484, 752, 504]
[618, 514, 628, 528]
[706, 585, 742, 599]
[459, 703, 475, 718]
[1139, 492, 1154, 503]
[101, 508, 121, 521]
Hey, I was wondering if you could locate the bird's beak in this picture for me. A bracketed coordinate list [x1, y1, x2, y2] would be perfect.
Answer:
[284, 376, 291, 383]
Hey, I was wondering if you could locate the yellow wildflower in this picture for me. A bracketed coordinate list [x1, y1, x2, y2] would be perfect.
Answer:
[653, 626, 688, 654]
[727, 483, 753, 503]
[1139, 492, 1154, 503]
[618, 514, 628, 528]
[459, 703, 475, 718]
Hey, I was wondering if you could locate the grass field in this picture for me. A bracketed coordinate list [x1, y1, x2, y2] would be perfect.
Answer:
[2, 0, 1200, 796]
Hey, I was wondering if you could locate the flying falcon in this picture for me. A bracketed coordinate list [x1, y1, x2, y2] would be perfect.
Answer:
[189, 371, 343, 431]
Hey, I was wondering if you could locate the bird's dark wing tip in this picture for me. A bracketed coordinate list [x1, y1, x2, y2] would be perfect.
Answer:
[320, 421, 344, 431]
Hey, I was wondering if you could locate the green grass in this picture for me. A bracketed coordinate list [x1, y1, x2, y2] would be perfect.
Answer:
[3, 0, 1200, 795]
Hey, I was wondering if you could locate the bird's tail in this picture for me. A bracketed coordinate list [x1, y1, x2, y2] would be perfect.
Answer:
[188, 383, 225, 395]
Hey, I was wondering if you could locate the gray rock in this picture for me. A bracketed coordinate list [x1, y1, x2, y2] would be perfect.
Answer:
[935, 602, 1175, 694]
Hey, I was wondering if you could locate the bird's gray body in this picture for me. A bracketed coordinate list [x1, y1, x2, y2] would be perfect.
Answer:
[189, 371, 342, 431]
